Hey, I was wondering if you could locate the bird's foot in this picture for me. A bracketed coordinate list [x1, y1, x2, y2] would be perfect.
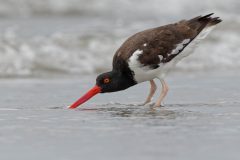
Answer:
[152, 102, 165, 109]
[144, 101, 155, 107]
[135, 100, 155, 107]
[142, 98, 154, 106]
[137, 100, 165, 108]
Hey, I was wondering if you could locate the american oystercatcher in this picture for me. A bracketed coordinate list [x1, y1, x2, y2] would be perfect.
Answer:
[69, 13, 222, 109]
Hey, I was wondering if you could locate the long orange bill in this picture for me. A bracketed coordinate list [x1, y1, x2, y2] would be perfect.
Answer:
[68, 85, 101, 109]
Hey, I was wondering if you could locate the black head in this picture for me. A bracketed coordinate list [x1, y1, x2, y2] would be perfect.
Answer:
[68, 70, 136, 109]
[96, 70, 136, 93]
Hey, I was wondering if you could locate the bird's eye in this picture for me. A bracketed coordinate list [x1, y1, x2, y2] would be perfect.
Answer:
[103, 78, 110, 84]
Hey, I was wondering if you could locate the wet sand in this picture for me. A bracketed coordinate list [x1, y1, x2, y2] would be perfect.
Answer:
[0, 72, 240, 160]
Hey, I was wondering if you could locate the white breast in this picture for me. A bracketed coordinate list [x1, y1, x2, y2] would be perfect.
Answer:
[128, 49, 168, 83]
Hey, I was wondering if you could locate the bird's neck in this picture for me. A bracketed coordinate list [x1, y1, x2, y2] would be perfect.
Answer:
[112, 69, 137, 91]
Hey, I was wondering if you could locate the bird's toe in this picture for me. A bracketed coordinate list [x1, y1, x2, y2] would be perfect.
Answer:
[144, 101, 155, 107]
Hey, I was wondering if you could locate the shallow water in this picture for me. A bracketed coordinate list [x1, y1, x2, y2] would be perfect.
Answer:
[1, 72, 240, 160]
[0, 1, 239, 159]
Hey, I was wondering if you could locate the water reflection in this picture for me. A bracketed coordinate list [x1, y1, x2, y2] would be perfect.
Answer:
[111, 107, 179, 119]
[80, 103, 184, 120]
[46, 102, 217, 122]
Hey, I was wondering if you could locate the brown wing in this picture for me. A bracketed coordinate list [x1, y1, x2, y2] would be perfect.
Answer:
[113, 13, 221, 70]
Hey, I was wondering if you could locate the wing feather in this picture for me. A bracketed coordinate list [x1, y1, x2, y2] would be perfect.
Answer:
[113, 14, 221, 71]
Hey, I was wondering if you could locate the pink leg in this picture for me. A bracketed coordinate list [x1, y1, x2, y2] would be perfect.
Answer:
[143, 80, 157, 105]
[154, 79, 169, 107]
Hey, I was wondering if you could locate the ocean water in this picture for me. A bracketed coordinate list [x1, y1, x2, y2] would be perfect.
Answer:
[0, 0, 239, 77]
[1, 72, 240, 160]
[0, 1, 240, 160]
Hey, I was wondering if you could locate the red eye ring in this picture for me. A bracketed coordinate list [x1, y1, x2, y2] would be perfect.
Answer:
[104, 78, 110, 84]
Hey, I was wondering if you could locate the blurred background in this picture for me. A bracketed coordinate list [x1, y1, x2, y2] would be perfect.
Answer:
[0, 0, 239, 77]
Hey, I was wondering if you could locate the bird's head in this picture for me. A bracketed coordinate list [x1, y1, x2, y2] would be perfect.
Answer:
[96, 71, 123, 93]
[68, 70, 136, 109]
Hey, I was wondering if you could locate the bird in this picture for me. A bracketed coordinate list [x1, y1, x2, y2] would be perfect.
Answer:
[68, 13, 222, 109]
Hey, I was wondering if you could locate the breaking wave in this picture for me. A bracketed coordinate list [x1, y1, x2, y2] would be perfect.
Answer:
[0, 0, 239, 77]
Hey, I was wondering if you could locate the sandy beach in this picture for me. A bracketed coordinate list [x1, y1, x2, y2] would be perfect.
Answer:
[1, 71, 240, 160]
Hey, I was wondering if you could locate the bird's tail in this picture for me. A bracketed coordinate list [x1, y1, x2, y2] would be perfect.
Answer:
[188, 13, 222, 32]
[198, 13, 222, 26]
[185, 13, 222, 41]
